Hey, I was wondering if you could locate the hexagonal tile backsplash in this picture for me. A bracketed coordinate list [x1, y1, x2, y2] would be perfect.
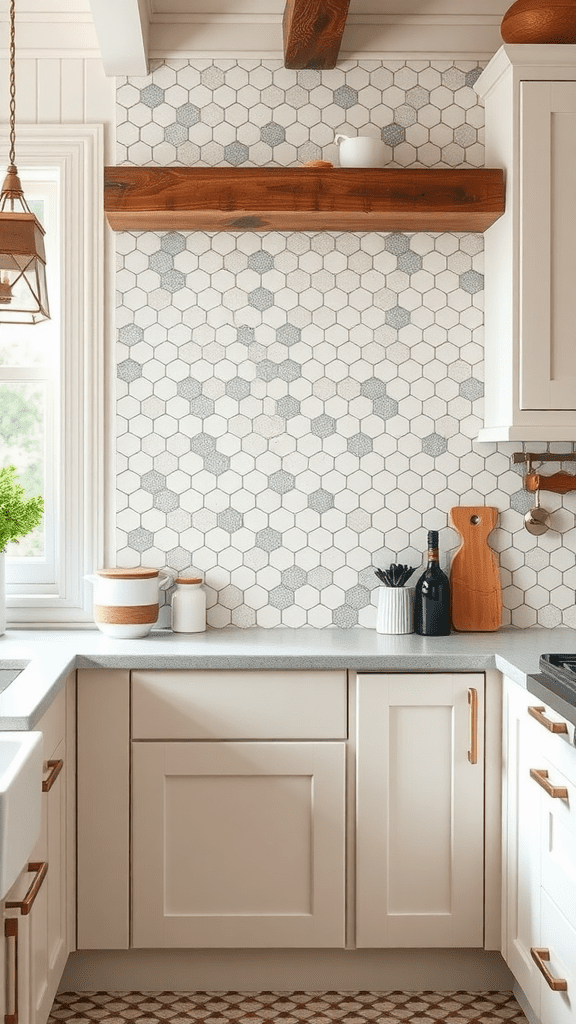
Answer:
[116, 59, 576, 629]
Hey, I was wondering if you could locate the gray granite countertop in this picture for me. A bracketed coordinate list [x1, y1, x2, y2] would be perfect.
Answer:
[1, 625, 576, 729]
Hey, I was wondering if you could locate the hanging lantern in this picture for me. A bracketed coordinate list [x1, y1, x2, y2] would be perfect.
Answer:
[0, 0, 49, 324]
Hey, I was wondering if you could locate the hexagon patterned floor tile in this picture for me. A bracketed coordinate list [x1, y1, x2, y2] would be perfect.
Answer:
[49, 991, 528, 1024]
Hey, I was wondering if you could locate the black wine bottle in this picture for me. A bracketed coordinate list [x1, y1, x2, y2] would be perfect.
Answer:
[413, 530, 451, 636]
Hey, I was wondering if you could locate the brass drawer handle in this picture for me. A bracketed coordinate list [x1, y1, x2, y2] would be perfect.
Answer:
[528, 706, 568, 734]
[531, 947, 568, 991]
[530, 768, 568, 800]
[4, 917, 18, 1024]
[5, 862, 48, 916]
[468, 687, 478, 764]
[42, 758, 63, 792]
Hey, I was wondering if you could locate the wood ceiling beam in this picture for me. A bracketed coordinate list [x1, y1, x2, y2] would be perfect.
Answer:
[283, 0, 351, 70]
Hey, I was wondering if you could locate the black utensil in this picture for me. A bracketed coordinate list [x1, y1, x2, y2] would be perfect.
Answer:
[375, 563, 416, 587]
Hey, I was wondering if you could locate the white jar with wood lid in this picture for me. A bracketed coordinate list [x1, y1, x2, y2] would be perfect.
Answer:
[84, 567, 171, 638]
[171, 576, 206, 633]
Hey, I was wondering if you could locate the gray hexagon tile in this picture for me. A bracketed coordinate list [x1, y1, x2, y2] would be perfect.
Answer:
[115, 60, 576, 628]
[117, 59, 485, 167]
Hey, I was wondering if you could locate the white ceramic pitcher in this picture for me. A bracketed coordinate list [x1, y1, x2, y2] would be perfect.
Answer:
[85, 566, 171, 638]
[335, 133, 387, 167]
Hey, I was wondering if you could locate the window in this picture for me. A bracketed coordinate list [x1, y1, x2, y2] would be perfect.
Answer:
[0, 126, 105, 625]
[1, 174, 59, 584]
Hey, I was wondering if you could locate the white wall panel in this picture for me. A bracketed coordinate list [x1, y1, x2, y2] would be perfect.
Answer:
[37, 59, 63, 122]
[60, 59, 85, 121]
[0, 57, 114, 130]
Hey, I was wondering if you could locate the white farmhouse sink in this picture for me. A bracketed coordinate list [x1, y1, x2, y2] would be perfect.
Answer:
[0, 732, 43, 899]
[0, 668, 26, 694]
[0, 662, 29, 697]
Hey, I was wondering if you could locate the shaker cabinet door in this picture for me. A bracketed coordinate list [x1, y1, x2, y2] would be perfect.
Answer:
[520, 81, 576, 411]
[356, 673, 485, 948]
[476, 51, 576, 439]
[29, 738, 67, 1024]
[28, 681, 71, 1024]
[502, 679, 543, 1018]
[132, 740, 346, 948]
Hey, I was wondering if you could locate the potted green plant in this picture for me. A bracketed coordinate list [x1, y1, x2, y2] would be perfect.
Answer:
[0, 465, 44, 635]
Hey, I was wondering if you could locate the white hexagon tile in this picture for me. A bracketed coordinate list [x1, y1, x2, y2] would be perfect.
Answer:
[115, 60, 576, 630]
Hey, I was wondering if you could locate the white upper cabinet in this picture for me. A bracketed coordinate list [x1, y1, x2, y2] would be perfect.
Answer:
[475, 45, 576, 441]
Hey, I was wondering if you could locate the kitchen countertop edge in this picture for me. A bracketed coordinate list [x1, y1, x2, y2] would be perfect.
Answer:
[1, 625, 575, 730]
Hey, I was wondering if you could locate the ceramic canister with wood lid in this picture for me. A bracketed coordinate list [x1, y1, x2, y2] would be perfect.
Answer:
[84, 567, 171, 638]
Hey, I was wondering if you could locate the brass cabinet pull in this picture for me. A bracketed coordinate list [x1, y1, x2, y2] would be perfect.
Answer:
[468, 687, 478, 764]
[4, 917, 18, 1024]
[42, 758, 63, 792]
[5, 862, 48, 916]
[530, 768, 568, 800]
[531, 947, 568, 991]
[528, 705, 568, 734]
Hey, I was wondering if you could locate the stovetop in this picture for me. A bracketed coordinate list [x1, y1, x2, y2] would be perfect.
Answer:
[539, 654, 576, 701]
[526, 654, 576, 730]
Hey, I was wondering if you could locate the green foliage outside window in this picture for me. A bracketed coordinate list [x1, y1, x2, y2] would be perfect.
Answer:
[0, 384, 44, 556]
[0, 465, 44, 553]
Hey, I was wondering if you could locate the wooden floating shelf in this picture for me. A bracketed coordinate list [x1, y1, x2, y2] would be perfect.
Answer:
[104, 166, 505, 233]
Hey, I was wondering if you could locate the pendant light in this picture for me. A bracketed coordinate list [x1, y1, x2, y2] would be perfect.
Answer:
[0, 0, 49, 323]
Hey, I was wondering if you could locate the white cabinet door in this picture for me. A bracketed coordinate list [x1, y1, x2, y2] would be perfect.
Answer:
[29, 747, 66, 1024]
[504, 683, 576, 1023]
[3, 867, 38, 1024]
[539, 890, 576, 1024]
[475, 47, 576, 440]
[502, 679, 543, 1017]
[132, 740, 346, 948]
[0, 675, 74, 1024]
[28, 682, 70, 1024]
[519, 81, 576, 411]
[539, 753, 576, 928]
[355, 673, 485, 948]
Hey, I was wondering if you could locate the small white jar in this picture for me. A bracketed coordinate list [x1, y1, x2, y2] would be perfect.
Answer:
[171, 576, 206, 633]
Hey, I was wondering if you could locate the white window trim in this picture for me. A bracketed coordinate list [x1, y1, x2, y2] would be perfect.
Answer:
[3, 174, 59, 588]
[1, 124, 107, 625]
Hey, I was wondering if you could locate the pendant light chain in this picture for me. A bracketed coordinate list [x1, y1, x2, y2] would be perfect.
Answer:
[0, 0, 50, 321]
[8, 0, 16, 169]
[2, 0, 28, 211]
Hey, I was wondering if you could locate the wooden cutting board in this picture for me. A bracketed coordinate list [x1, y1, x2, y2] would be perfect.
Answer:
[449, 506, 502, 632]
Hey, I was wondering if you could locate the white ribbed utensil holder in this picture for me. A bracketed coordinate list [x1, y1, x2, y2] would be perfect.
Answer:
[376, 586, 414, 634]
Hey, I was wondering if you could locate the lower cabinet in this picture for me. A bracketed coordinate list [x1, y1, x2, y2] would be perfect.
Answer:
[131, 669, 347, 948]
[503, 679, 545, 1013]
[355, 672, 486, 947]
[2, 675, 73, 1024]
[503, 677, 576, 1024]
[78, 668, 491, 955]
[132, 740, 346, 947]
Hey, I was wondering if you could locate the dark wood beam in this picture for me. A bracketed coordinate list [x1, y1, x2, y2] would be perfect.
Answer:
[283, 0, 351, 70]
[104, 166, 505, 233]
